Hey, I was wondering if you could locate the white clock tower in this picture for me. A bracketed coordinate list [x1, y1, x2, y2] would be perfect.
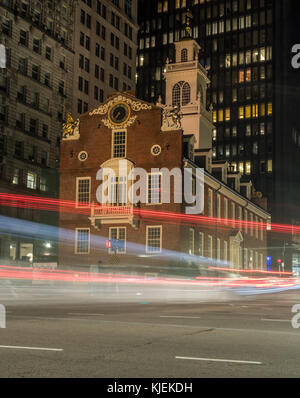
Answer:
[163, 30, 214, 150]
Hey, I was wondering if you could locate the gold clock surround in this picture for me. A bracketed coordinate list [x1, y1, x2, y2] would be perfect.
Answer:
[108, 102, 131, 126]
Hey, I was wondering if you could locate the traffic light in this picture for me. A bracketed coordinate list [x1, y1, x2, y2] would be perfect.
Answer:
[277, 258, 282, 264]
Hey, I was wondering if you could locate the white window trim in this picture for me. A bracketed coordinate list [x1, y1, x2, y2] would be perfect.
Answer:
[76, 176, 91, 208]
[223, 240, 228, 261]
[217, 194, 221, 218]
[231, 202, 235, 226]
[111, 129, 127, 159]
[255, 216, 259, 239]
[224, 197, 228, 224]
[75, 228, 90, 255]
[147, 172, 162, 205]
[146, 225, 162, 254]
[260, 219, 264, 240]
[109, 226, 127, 254]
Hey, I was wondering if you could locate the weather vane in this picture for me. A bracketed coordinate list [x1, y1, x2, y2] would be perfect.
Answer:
[185, 7, 193, 37]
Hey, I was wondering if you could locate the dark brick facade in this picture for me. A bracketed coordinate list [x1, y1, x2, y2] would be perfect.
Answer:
[59, 92, 270, 275]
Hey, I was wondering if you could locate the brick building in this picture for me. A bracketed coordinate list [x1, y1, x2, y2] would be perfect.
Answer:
[59, 90, 270, 273]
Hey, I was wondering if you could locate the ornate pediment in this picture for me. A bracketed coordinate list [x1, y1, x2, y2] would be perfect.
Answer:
[89, 95, 152, 130]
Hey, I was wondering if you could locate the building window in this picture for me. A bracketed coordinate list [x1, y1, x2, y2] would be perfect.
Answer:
[109, 74, 113, 87]
[182, 82, 191, 105]
[40, 176, 47, 192]
[181, 48, 188, 62]
[112, 131, 126, 158]
[217, 238, 221, 260]
[108, 175, 127, 206]
[217, 194, 221, 218]
[19, 30, 28, 46]
[109, 227, 126, 254]
[207, 235, 213, 258]
[208, 188, 213, 217]
[255, 216, 259, 239]
[244, 210, 248, 233]
[76, 177, 91, 207]
[12, 169, 19, 185]
[244, 248, 248, 268]
[32, 65, 40, 81]
[27, 172, 37, 189]
[224, 197, 228, 224]
[260, 219, 264, 241]
[146, 226, 162, 254]
[33, 38, 41, 54]
[75, 228, 90, 254]
[148, 173, 162, 204]
[172, 81, 191, 107]
[77, 99, 82, 114]
[189, 228, 195, 255]
[44, 72, 51, 87]
[231, 202, 235, 226]
[199, 232, 204, 256]
[223, 241, 228, 261]
[250, 213, 254, 236]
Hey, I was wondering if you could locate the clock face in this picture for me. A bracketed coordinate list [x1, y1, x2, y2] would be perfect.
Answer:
[109, 103, 130, 125]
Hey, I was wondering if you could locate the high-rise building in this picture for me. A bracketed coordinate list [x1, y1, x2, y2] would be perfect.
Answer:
[72, 0, 138, 117]
[0, 0, 139, 264]
[0, 0, 75, 261]
[137, 0, 300, 270]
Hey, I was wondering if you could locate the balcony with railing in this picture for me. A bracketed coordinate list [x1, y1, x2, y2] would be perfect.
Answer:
[89, 202, 139, 229]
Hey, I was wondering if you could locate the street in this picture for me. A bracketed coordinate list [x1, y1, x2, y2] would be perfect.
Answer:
[0, 283, 300, 378]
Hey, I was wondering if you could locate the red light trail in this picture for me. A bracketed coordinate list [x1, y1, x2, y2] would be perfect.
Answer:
[0, 264, 298, 289]
[0, 193, 298, 236]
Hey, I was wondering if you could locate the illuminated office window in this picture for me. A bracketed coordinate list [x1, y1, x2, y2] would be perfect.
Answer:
[213, 111, 217, 123]
[245, 105, 251, 119]
[218, 109, 224, 122]
[245, 162, 251, 175]
[225, 108, 230, 121]
[252, 104, 259, 118]
[239, 106, 244, 119]
[239, 162, 244, 175]
[239, 70, 244, 83]
[267, 159, 273, 172]
[267, 102, 272, 115]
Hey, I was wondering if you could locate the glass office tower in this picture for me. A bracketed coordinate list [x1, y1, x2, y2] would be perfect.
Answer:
[137, 0, 300, 270]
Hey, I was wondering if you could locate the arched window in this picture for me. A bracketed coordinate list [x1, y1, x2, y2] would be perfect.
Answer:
[172, 83, 181, 107]
[181, 48, 188, 62]
[172, 81, 191, 107]
[182, 82, 191, 105]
